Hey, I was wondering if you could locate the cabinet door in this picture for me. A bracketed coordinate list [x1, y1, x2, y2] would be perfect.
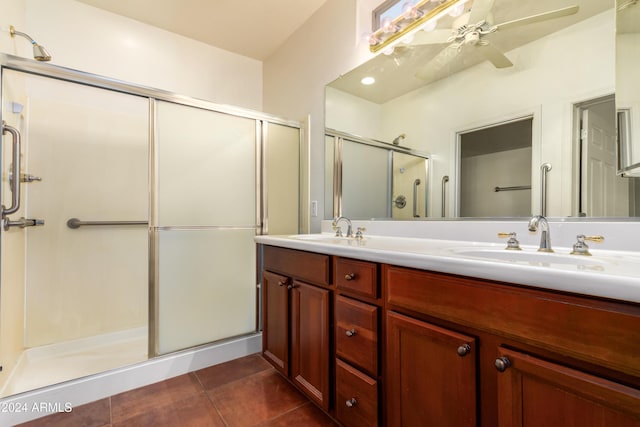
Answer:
[496, 347, 640, 427]
[386, 311, 477, 426]
[290, 280, 330, 410]
[262, 271, 289, 375]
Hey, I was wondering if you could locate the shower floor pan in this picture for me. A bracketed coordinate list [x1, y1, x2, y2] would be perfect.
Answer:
[1, 326, 147, 398]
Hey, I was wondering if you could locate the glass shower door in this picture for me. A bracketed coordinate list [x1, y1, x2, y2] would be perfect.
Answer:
[154, 101, 258, 355]
[0, 70, 150, 397]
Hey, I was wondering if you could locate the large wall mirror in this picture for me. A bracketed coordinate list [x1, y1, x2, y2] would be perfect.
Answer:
[617, 0, 640, 176]
[325, 0, 640, 220]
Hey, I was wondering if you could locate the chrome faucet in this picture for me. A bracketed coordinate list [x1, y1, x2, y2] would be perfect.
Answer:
[332, 216, 353, 237]
[528, 215, 553, 252]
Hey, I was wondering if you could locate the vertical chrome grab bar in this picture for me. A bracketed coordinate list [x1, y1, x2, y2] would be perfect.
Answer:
[540, 163, 552, 216]
[413, 179, 421, 217]
[441, 175, 449, 217]
[2, 122, 21, 218]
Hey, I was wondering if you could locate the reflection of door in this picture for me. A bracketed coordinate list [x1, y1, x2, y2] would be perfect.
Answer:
[458, 118, 532, 217]
[392, 152, 428, 219]
[580, 99, 629, 216]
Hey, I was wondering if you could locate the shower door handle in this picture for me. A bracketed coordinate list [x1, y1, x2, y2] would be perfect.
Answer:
[2, 121, 22, 218]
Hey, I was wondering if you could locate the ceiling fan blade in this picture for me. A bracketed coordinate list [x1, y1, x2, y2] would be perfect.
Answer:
[495, 5, 580, 31]
[415, 45, 460, 80]
[409, 29, 455, 46]
[478, 43, 513, 68]
[467, 0, 496, 25]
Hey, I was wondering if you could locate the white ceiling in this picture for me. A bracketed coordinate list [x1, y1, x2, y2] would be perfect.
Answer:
[75, 0, 328, 60]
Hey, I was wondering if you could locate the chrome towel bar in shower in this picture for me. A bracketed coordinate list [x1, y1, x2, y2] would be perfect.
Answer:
[494, 185, 532, 192]
[66, 218, 148, 229]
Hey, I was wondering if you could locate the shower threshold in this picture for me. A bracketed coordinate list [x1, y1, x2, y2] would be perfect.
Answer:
[1, 326, 147, 398]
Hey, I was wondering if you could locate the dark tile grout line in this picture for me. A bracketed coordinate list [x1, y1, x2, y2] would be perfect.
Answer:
[192, 369, 231, 427]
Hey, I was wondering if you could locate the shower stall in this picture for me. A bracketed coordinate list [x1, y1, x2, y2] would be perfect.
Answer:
[325, 129, 430, 219]
[0, 54, 301, 399]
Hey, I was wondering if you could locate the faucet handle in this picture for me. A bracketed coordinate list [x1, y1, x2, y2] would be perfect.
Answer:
[570, 235, 604, 256]
[355, 227, 366, 240]
[333, 225, 343, 237]
[498, 232, 521, 250]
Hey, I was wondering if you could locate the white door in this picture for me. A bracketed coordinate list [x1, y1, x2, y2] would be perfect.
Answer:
[581, 100, 629, 216]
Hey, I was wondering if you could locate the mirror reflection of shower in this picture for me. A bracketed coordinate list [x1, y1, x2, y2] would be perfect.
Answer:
[9, 25, 52, 61]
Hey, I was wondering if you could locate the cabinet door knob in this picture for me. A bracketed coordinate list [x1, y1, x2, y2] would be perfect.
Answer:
[345, 328, 357, 337]
[287, 284, 296, 290]
[345, 398, 357, 408]
[278, 280, 287, 287]
[495, 357, 511, 372]
[457, 344, 471, 356]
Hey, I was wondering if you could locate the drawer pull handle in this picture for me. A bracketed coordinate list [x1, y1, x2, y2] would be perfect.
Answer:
[457, 344, 471, 356]
[495, 357, 511, 372]
[344, 273, 356, 281]
[345, 328, 357, 337]
[345, 398, 357, 408]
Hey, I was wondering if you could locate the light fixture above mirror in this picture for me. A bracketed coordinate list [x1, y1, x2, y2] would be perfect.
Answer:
[368, 0, 470, 54]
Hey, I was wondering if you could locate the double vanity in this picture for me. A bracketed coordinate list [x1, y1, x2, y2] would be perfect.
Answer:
[256, 219, 640, 426]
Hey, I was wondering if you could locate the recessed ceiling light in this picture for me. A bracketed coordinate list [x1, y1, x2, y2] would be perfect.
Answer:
[361, 76, 376, 85]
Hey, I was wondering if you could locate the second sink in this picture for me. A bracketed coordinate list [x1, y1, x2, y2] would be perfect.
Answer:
[451, 248, 606, 267]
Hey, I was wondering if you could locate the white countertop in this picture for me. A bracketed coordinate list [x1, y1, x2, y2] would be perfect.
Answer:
[255, 234, 640, 304]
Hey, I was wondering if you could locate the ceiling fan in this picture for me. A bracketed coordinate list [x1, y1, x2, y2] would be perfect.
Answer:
[410, 0, 580, 80]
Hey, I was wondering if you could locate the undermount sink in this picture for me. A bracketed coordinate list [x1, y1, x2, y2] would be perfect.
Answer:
[451, 248, 606, 266]
[288, 234, 350, 243]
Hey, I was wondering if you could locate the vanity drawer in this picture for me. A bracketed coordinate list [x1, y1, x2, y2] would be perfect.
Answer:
[262, 245, 330, 286]
[335, 295, 379, 375]
[335, 257, 378, 298]
[336, 359, 378, 427]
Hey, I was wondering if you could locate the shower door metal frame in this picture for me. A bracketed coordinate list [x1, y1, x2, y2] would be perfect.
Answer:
[0, 53, 301, 360]
[325, 128, 430, 219]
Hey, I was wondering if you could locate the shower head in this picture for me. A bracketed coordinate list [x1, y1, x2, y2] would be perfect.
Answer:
[392, 133, 406, 145]
[9, 25, 52, 61]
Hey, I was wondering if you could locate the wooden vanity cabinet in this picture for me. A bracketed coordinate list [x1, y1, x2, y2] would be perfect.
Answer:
[384, 264, 640, 427]
[262, 246, 331, 411]
[262, 245, 640, 426]
[334, 257, 381, 427]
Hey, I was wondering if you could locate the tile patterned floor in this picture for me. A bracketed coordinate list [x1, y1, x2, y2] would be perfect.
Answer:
[18, 354, 339, 427]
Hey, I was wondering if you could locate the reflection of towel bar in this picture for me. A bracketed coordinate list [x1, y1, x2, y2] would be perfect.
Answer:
[494, 185, 531, 192]
[67, 218, 148, 229]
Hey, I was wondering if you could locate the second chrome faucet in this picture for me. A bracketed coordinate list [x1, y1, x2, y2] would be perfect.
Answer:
[528, 215, 553, 252]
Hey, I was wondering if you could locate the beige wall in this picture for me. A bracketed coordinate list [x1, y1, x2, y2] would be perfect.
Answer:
[263, 0, 378, 231]
[1, 0, 263, 110]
